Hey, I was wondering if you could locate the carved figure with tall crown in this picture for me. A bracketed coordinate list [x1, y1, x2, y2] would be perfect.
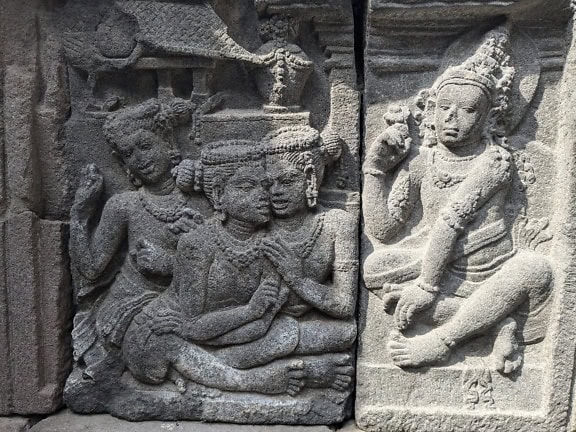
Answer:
[363, 25, 553, 373]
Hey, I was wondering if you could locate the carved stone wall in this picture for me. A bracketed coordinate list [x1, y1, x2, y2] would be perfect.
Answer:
[5, 0, 576, 431]
[358, 1, 576, 431]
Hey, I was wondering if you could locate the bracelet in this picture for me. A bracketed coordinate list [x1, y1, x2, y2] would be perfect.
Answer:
[416, 280, 440, 294]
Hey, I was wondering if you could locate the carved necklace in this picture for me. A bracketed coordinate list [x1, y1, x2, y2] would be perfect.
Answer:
[430, 149, 471, 189]
[215, 225, 264, 269]
[139, 189, 188, 223]
[273, 212, 325, 258]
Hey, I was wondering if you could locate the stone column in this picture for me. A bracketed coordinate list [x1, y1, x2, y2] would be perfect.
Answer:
[0, 0, 71, 416]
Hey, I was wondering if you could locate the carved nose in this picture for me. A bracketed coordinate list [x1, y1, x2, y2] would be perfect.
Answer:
[445, 106, 457, 121]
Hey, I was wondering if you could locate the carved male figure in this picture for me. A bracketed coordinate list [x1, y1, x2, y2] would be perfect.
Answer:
[363, 26, 552, 373]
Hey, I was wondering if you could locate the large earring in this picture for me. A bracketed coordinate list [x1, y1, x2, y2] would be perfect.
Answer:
[304, 166, 318, 208]
[169, 149, 182, 167]
[127, 169, 143, 188]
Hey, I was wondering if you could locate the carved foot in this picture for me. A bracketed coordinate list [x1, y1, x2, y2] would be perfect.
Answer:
[489, 317, 522, 375]
[251, 359, 305, 396]
[388, 330, 450, 368]
[302, 353, 354, 391]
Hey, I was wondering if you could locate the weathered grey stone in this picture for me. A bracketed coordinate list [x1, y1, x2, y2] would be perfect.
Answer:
[357, 1, 576, 431]
[0, 0, 73, 416]
[55, 0, 360, 425]
[0, 417, 33, 432]
[30, 410, 347, 432]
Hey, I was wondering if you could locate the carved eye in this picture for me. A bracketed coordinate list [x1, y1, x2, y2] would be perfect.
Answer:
[463, 107, 476, 114]
[236, 181, 256, 191]
[140, 141, 153, 151]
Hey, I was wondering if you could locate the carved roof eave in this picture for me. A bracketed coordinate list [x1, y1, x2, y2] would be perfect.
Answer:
[257, 0, 353, 25]
[116, 1, 261, 64]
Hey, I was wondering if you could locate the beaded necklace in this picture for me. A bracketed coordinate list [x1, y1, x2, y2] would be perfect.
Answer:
[430, 149, 471, 189]
[215, 224, 264, 269]
[138, 189, 188, 223]
[273, 212, 325, 258]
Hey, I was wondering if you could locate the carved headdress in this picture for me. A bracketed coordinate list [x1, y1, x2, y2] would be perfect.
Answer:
[265, 125, 342, 207]
[419, 26, 516, 147]
[103, 98, 191, 152]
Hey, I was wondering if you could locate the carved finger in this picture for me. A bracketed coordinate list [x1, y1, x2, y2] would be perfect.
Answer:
[336, 375, 352, 383]
[397, 304, 410, 330]
[382, 291, 402, 313]
[261, 241, 286, 257]
[405, 305, 416, 327]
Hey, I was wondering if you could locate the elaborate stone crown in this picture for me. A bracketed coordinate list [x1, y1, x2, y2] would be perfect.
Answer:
[265, 126, 342, 163]
[435, 26, 516, 105]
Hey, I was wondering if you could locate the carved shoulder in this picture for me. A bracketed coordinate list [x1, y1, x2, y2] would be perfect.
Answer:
[323, 208, 358, 239]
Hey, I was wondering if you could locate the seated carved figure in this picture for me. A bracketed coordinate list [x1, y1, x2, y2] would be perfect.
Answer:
[363, 26, 552, 373]
[68, 99, 208, 380]
[124, 132, 357, 395]
[123, 140, 306, 396]
[263, 126, 357, 390]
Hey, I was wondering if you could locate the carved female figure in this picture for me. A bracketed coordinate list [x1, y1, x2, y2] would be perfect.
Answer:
[363, 27, 552, 373]
[69, 99, 208, 378]
[262, 126, 358, 390]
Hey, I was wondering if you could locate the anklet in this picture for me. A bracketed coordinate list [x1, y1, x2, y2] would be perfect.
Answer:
[417, 281, 439, 294]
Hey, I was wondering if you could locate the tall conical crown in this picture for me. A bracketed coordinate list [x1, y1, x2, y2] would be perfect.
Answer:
[436, 26, 516, 102]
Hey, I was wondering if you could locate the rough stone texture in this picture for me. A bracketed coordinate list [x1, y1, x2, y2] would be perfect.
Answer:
[30, 411, 361, 432]
[357, 1, 576, 431]
[0, 0, 72, 416]
[52, 0, 360, 425]
[0, 417, 33, 432]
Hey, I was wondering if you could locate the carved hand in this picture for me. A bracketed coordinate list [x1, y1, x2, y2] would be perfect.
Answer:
[168, 208, 204, 235]
[174, 159, 198, 193]
[73, 164, 104, 217]
[364, 123, 412, 174]
[248, 278, 281, 318]
[131, 238, 173, 276]
[394, 283, 437, 331]
[261, 238, 305, 289]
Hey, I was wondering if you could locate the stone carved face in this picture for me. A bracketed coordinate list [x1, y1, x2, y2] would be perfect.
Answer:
[434, 83, 490, 148]
[115, 130, 173, 185]
[267, 158, 310, 217]
[214, 164, 272, 225]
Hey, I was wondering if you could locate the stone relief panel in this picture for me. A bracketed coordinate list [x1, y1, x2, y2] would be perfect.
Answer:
[357, 1, 576, 431]
[55, 0, 360, 424]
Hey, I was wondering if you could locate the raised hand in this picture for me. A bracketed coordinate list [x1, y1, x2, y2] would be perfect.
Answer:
[364, 123, 412, 174]
[261, 237, 304, 289]
[73, 164, 104, 217]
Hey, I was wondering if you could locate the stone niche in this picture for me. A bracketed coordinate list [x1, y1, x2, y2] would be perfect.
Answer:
[358, 1, 576, 431]
[48, 0, 360, 426]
